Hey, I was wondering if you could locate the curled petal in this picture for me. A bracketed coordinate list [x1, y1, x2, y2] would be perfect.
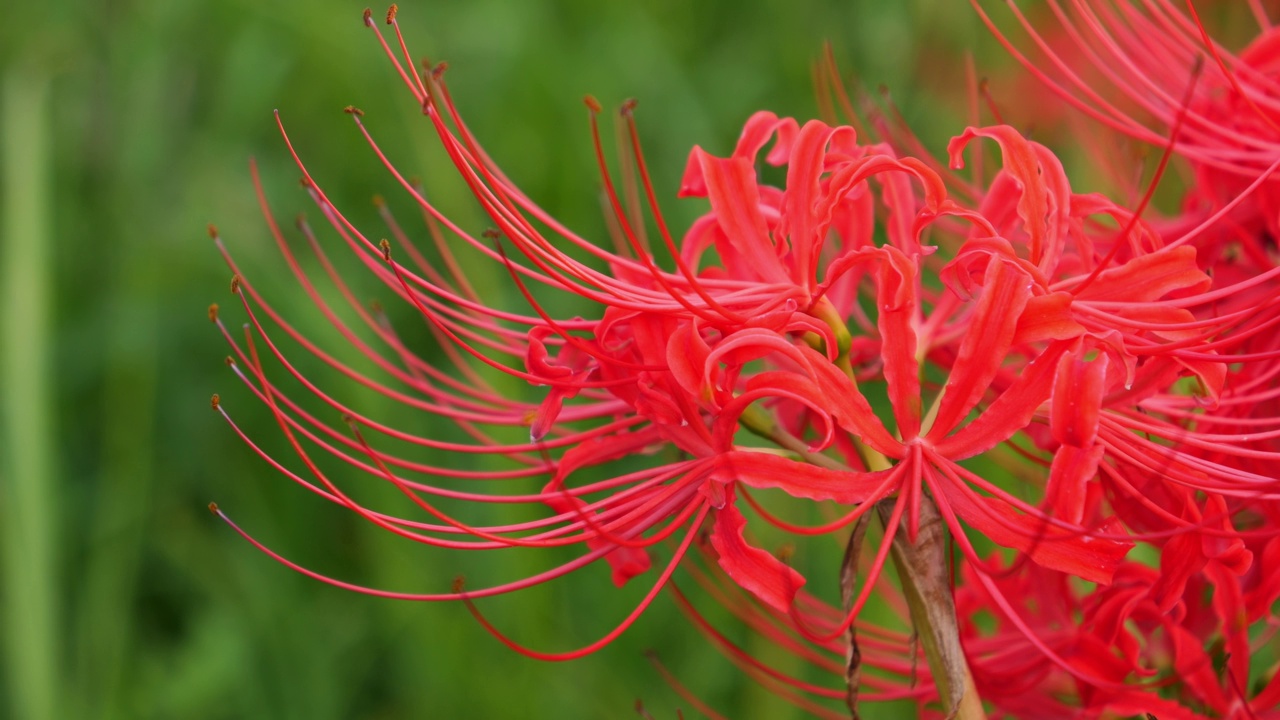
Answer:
[1073, 246, 1209, 302]
[800, 344, 903, 458]
[948, 125, 1071, 269]
[1050, 347, 1108, 448]
[1012, 292, 1086, 346]
[938, 469, 1132, 584]
[935, 339, 1071, 459]
[709, 491, 805, 612]
[710, 450, 899, 504]
[876, 246, 922, 440]
[780, 119, 858, 285]
[928, 257, 1033, 439]
[667, 320, 716, 406]
[688, 149, 790, 285]
[1044, 444, 1104, 526]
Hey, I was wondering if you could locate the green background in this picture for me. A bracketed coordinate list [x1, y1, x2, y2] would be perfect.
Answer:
[0, 1, 1005, 718]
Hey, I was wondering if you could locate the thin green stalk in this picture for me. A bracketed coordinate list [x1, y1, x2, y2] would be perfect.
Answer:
[1, 68, 59, 720]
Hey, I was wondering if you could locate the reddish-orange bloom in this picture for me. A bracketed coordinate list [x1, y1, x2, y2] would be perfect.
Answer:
[208, 5, 1280, 717]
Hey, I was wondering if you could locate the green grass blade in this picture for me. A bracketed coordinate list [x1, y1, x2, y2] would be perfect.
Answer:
[1, 67, 59, 720]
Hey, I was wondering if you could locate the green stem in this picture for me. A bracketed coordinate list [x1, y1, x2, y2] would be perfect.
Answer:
[1, 67, 59, 720]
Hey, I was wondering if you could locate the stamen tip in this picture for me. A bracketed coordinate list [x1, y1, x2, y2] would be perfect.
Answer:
[528, 415, 548, 442]
[378, 238, 391, 261]
[619, 98, 638, 116]
[230, 274, 243, 294]
[775, 543, 795, 564]
[210, 393, 220, 410]
[362, 8, 373, 26]
[344, 105, 364, 117]
[371, 193, 386, 208]
[385, 4, 397, 24]
[208, 303, 219, 322]
[208, 501, 220, 515]
[206, 223, 219, 239]
[451, 575, 466, 593]
[584, 95, 602, 114]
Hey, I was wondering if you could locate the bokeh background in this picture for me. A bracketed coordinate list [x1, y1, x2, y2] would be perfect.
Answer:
[0, 1, 1016, 718]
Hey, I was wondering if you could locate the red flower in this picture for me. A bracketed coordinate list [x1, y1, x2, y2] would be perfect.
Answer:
[207, 7, 1280, 717]
[972, 0, 1280, 259]
[207, 7, 962, 656]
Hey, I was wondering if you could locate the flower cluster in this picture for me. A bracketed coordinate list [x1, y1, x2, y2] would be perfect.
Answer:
[210, 4, 1280, 718]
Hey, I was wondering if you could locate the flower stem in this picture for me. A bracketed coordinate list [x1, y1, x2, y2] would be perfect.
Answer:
[879, 495, 987, 720]
[740, 410, 986, 718]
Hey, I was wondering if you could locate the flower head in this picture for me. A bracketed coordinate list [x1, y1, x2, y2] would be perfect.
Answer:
[208, 5, 1280, 716]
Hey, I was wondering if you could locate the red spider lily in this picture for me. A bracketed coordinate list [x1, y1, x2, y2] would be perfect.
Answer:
[208, 5, 1280, 718]
[209, 2, 1116, 650]
[656, 21, 1280, 719]
[668, 531, 1280, 719]
[206, 6, 979, 659]
[971, 0, 1280, 255]
[968, 550, 1280, 719]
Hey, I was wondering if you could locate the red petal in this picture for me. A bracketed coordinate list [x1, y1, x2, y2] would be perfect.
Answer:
[710, 450, 899, 504]
[1246, 536, 1280, 621]
[541, 429, 664, 587]
[711, 370, 836, 451]
[705, 328, 810, 382]
[928, 257, 1033, 439]
[1044, 444, 1104, 526]
[942, 235, 1047, 299]
[1073, 246, 1209, 302]
[1050, 348, 1108, 448]
[666, 320, 715, 406]
[938, 470, 1131, 584]
[948, 126, 1071, 270]
[876, 247, 922, 439]
[800, 344, 903, 458]
[524, 327, 573, 380]
[1167, 624, 1228, 709]
[694, 149, 791, 285]
[732, 110, 800, 165]
[824, 153, 948, 257]
[549, 426, 665, 485]
[710, 494, 805, 612]
[1012, 292, 1085, 346]
[780, 120, 855, 285]
[529, 390, 566, 441]
[1204, 561, 1249, 693]
[1146, 527, 1203, 609]
[934, 339, 1070, 459]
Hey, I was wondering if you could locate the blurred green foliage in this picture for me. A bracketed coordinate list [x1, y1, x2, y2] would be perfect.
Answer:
[0, 1, 1000, 718]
